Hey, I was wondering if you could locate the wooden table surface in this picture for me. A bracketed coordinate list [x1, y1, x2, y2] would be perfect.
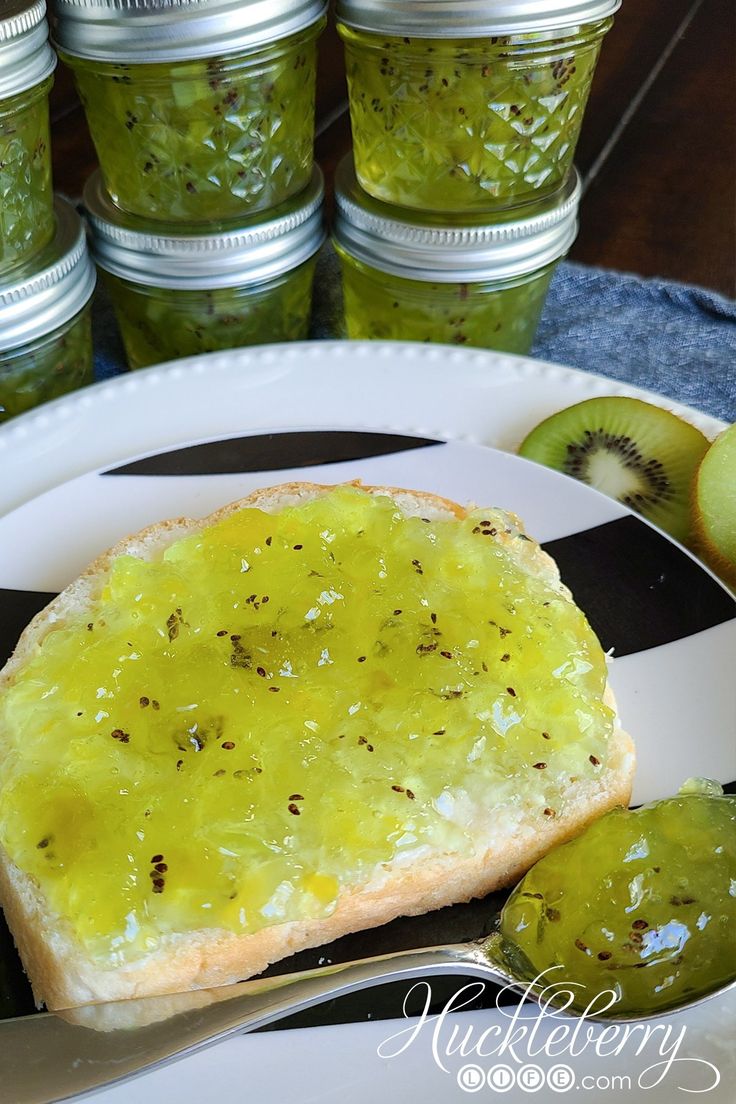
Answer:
[50, 0, 736, 298]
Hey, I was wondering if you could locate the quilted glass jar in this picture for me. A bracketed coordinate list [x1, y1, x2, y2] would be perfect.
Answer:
[83, 166, 325, 370]
[0, 199, 96, 421]
[336, 0, 617, 211]
[333, 155, 579, 354]
[52, 0, 327, 221]
[0, 0, 57, 274]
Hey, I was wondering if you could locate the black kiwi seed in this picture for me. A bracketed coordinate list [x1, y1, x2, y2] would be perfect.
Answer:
[518, 397, 710, 543]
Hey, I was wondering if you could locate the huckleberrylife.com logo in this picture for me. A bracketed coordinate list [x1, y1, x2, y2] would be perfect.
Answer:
[377, 972, 723, 1096]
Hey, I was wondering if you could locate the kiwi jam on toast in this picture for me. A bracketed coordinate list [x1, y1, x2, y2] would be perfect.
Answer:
[0, 486, 617, 965]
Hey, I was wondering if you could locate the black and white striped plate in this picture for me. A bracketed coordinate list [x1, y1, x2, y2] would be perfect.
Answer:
[0, 343, 733, 1103]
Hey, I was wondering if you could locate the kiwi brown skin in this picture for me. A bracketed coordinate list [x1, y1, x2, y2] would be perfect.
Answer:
[690, 423, 736, 591]
[518, 396, 711, 544]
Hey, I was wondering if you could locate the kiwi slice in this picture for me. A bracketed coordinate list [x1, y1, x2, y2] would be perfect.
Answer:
[691, 422, 736, 587]
[518, 396, 711, 542]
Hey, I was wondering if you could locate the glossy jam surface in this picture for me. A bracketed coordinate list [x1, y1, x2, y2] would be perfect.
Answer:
[0, 78, 54, 274]
[0, 306, 93, 422]
[106, 261, 316, 370]
[337, 246, 554, 354]
[340, 25, 608, 211]
[65, 25, 322, 221]
[498, 794, 736, 1014]
[0, 488, 614, 963]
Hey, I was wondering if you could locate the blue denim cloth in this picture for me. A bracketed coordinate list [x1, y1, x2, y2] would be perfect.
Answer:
[532, 262, 736, 423]
[94, 247, 736, 423]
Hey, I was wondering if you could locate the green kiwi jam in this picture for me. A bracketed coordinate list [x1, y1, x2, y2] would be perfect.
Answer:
[0, 305, 93, 422]
[0, 77, 54, 274]
[497, 793, 736, 1014]
[104, 260, 316, 371]
[339, 24, 610, 212]
[336, 245, 554, 353]
[62, 24, 323, 221]
[0, 488, 615, 964]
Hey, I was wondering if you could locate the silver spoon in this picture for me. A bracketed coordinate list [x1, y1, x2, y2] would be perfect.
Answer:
[1, 933, 734, 1104]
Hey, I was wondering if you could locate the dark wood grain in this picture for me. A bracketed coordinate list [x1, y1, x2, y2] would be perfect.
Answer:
[48, 63, 79, 122]
[315, 12, 348, 125]
[50, 108, 98, 198]
[572, 0, 736, 295]
[574, 0, 699, 173]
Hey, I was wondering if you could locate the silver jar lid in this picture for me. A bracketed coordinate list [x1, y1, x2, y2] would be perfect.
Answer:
[334, 156, 580, 284]
[336, 0, 620, 37]
[83, 166, 325, 290]
[0, 198, 96, 352]
[0, 0, 56, 101]
[52, 0, 327, 63]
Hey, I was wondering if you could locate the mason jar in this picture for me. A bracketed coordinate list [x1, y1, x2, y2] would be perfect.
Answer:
[52, 0, 327, 222]
[333, 155, 579, 353]
[336, 0, 617, 211]
[0, 198, 96, 422]
[0, 0, 57, 274]
[83, 166, 325, 370]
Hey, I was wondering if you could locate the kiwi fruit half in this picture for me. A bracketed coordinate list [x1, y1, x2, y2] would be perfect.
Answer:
[518, 396, 711, 543]
[691, 422, 736, 587]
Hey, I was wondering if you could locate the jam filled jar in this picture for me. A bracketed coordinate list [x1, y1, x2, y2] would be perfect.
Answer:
[52, 0, 327, 221]
[0, 198, 96, 421]
[333, 154, 580, 354]
[0, 0, 57, 274]
[337, 0, 618, 212]
[84, 167, 325, 370]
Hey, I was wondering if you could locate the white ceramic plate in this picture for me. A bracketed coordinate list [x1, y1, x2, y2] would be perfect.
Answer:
[0, 340, 722, 517]
[0, 342, 734, 1104]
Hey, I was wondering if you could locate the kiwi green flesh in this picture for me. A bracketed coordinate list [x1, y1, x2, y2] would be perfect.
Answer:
[694, 423, 736, 566]
[518, 397, 711, 543]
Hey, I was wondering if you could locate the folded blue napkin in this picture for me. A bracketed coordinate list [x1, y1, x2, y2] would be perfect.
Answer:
[533, 263, 736, 424]
[94, 246, 736, 424]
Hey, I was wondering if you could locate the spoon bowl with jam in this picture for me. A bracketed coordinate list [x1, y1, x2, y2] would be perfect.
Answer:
[2, 784, 734, 1104]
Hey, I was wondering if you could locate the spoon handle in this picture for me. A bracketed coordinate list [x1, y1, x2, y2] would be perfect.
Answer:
[0, 942, 507, 1104]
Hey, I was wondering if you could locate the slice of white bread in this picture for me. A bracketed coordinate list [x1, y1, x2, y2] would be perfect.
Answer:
[0, 482, 635, 1010]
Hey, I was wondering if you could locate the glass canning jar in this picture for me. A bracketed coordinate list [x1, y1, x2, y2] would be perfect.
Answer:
[333, 155, 580, 354]
[52, 0, 327, 221]
[336, 0, 618, 212]
[83, 166, 325, 370]
[0, 198, 96, 422]
[0, 0, 57, 274]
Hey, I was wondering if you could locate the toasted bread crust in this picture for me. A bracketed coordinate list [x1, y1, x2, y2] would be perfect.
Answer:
[0, 482, 635, 1009]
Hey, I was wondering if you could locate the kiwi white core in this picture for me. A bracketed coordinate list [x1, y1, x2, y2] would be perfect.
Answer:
[584, 450, 653, 501]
